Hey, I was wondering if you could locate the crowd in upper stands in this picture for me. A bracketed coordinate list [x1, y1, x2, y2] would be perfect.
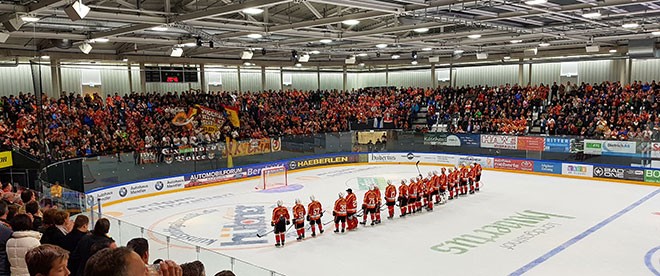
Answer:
[1, 80, 658, 161]
[0, 181, 235, 276]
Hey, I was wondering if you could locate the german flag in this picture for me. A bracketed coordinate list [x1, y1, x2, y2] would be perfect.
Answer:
[223, 105, 240, 127]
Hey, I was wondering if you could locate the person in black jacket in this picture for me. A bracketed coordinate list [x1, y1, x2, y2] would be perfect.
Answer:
[68, 218, 114, 276]
[40, 210, 71, 248]
[61, 215, 89, 252]
[0, 201, 12, 276]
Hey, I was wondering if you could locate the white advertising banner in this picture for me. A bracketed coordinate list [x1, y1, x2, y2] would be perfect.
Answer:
[480, 135, 518, 150]
[652, 143, 660, 159]
[561, 163, 593, 177]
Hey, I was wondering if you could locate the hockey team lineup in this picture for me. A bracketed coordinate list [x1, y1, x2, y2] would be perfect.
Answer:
[103, 163, 660, 276]
[260, 161, 484, 247]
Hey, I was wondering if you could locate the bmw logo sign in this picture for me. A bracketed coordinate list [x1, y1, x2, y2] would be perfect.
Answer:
[119, 187, 128, 197]
[289, 160, 297, 170]
[86, 195, 94, 206]
[406, 153, 415, 160]
[155, 181, 164, 191]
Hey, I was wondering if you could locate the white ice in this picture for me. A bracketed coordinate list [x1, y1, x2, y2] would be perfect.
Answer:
[102, 164, 660, 276]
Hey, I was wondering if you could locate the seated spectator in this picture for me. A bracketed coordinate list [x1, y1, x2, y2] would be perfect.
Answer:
[7, 214, 41, 275]
[69, 218, 113, 276]
[60, 215, 88, 253]
[181, 261, 204, 276]
[40, 210, 72, 248]
[0, 201, 11, 276]
[126, 238, 149, 264]
[25, 244, 70, 276]
[83, 247, 182, 276]
[25, 202, 42, 232]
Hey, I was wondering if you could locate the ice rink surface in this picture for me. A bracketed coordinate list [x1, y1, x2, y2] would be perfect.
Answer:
[103, 164, 660, 276]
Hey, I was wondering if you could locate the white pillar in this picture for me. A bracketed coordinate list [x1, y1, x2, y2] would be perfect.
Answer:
[342, 65, 347, 91]
[237, 65, 242, 93]
[261, 66, 266, 91]
[127, 63, 134, 93]
[139, 62, 147, 93]
[518, 61, 524, 85]
[50, 58, 61, 97]
[279, 66, 284, 90]
[317, 66, 321, 90]
[385, 65, 389, 86]
[431, 64, 437, 88]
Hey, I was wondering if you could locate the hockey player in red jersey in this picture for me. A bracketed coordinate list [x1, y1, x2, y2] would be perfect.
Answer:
[398, 179, 409, 217]
[333, 192, 347, 233]
[271, 200, 290, 247]
[292, 199, 306, 241]
[373, 184, 382, 224]
[474, 162, 483, 192]
[384, 180, 397, 219]
[468, 164, 477, 194]
[361, 185, 378, 226]
[431, 171, 441, 204]
[420, 174, 429, 212]
[425, 173, 435, 211]
[408, 177, 418, 214]
[307, 195, 324, 237]
[439, 168, 448, 203]
[459, 163, 469, 195]
[345, 188, 358, 230]
[416, 176, 424, 212]
[451, 167, 460, 199]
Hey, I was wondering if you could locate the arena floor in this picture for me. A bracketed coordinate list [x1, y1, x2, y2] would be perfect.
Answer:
[101, 164, 660, 276]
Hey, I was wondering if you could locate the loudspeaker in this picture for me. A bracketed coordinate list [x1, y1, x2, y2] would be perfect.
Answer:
[585, 45, 600, 53]
[64, 1, 90, 21]
[476, 52, 488, 60]
[0, 32, 9, 43]
[2, 17, 23, 32]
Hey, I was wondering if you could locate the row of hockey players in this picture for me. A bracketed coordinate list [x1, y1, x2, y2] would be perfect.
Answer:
[269, 162, 482, 247]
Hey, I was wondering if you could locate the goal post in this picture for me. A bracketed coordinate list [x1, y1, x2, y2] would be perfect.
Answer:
[260, 166, 288, 190]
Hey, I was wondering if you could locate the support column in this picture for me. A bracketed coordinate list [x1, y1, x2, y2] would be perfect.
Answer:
[449, 63, 454, 87]
[139, 62, 147, 93]
[626, 58, 632, 85]
[50, 58, 61, 97]
[317, 66, 321, 90]
[385, 65, 389, 86]
[342, 65, 347, 91]
[279, 66, 284, 90]
[200, 64, 206, 93]
[527, 63, 533, 85]
[127, 63, 134, 93]
[616, 59, 626, 84]
[518, 61, 524, 85]
[260, 66, 266, 91]
[237, 65, 242, 93]
[431, 64, 437, 88]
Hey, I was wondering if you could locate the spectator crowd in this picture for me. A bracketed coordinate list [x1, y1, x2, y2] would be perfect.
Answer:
[1, 80, 659, 162]
[0, 182, 236, 276]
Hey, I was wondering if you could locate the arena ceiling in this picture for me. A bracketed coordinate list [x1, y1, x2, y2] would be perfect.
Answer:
[0, 0, 659, 67]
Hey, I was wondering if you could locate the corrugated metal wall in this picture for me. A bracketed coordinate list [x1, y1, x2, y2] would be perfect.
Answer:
[577, 60, 618, 83]
[454, 65, 518, 87]
[0, 64, 52, 97]
[291, 72, 318, 91]
[528, 63, 561, 85]
[265, 70, 281, 91]
[100, 67, 130, 95]
[359, 72, 387, 87]
[240, 70, 261, 93]
[60, 67, 82, 94]
[389, 70, 432, 88]
[346, 73, 359, 90]
[320, 72, 343, 91]
[631, 59, 660, 82]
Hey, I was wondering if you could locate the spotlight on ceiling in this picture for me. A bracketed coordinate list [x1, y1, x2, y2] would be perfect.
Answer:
[391, 54, 400, 59]
[358, 53, 368, 57]
[92, 38, 109, 43]
[241, 50, 254, 59]
[539, 42, 550, 47]
[151, 26, 168, 31]
[524, 0, 547, 5]
[342, 19, 360, 26]
[510, 39, 523, 44]
[467, 34, 482, 39]
[503, 56, 511, 60]
[609, 49, 617, 53]
[413, 27, 429, 33]
[422, 47, 432, 51]
[453, 49, 464, 55]
[64, 1, 90, 21]
[243, 62, 253, 66]
[319, 39, 333, 44]
[411, 51, 418, 60]
[295, 63, 302, 67]
[652, 31, 660, 36]
[411, 60, 418, 65]
[169, 47, 183, 57]
[375, 43, 388, 49]
[41, 55, 50, 59]
[358, 63, 365, 67]
[79, 42, 92, 54]
[622, 23, 639, 29]
[247, 33, 263, 39]
[476, 52, 488, 60]
[582, 11, 601, 19]
[242, 8, 263, 15]
[310, 50, 320, 54]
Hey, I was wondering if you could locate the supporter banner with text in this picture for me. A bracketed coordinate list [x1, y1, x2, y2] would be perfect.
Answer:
[544, 138, 572, 153]
[517, 137, 545, 151]
[480, 135, 518, 150]
[195, 105, 225, 134]
[456, 134, 480, 148]
[494, 158, 534, 171]
[456, 155, 494, 168]
[561, 163, 593, 177]
[533, 161, 562, 174]
[223, 138, 278, 158]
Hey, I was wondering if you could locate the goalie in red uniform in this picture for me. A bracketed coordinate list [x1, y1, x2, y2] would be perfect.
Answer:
[398, 179, 409, 217]
[307, 195, 324, 237]
[384, 180, 397, 219]
[361, 185, 378, 226]
[271, 200, 290, 247]
[333, 192, 347, 233]
[345, 188, 359, 230]
[292, 198, 306, 241]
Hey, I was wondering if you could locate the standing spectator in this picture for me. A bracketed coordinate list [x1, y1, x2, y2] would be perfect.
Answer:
[6, 214, 41, 275]
[25, 244, 70, 276]
[1, 183, 11, 194]
[181, 260, 205, 276]
[24, 202, 42, 231]
[126, 238, 148, 265]
[61, 215, 89, 253]
[69, 218, 113, 276]
[40, 210, 72, 248]
[83, 247, 182, 276]
[0, 201, 12, 276]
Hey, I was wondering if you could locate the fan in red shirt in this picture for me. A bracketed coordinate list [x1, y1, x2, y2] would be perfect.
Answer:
[384, 180, 397, 219]
[292, 199, 306, 241]
[307, 196, 324, 237]
[271, 200, 290, 247]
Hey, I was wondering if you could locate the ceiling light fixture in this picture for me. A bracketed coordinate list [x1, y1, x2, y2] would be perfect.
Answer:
[242, 8, 263, 15]
[539, 42, 550, 47]
[151, 26, 168, 31]
[122, 58, 128, 62]
[413, 27, 429, 33]
[467, 34, 482, 39]
[524, 0, 547, 5]
[609, 49, 617, 53]
[358, 53, 368, 57]
[503, 56, 511, 60]
[169, 47, 183, 57]
[92, 38, 109, 43]
[622, 23, 639, 29]
[319, 39, 333, 44]
[411, 60, 418, 65]
[375, 43, 388, 49]
[41, 55, 50, 59]
[510, 39, 523, 44]
[453, 49, 464, 54]
[358, 63, 365, 67]
[582, 11, 601, 19]
[342, 19, 360, 25]
[651, 31, 660, 36]
[243, 62, 253, 66]
[79, 42, 92, 54]
[20, 15, 40, 22]
[247, 33, 263, 39]
[310, 50, 320, 54]
[295, 63, 302, 67]
[422, 47, 433, 51]
[64, 1, 90, 21]
[181, 42, 197, 47]
[391, 54, 400, 59]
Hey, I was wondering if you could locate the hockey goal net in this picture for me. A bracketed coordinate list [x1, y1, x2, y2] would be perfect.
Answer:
[260, 166, 288, 190]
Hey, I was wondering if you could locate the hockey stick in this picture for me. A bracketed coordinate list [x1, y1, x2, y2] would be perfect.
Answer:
[415, 160, 422, 177]
[256, 229, 274, 238]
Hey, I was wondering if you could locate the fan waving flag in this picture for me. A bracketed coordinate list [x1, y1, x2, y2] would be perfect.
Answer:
[224, 105, 240, 127]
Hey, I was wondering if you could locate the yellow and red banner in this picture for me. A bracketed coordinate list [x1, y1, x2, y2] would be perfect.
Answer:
[223, 138, 280, 158]
[223, 105, 240, 127]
